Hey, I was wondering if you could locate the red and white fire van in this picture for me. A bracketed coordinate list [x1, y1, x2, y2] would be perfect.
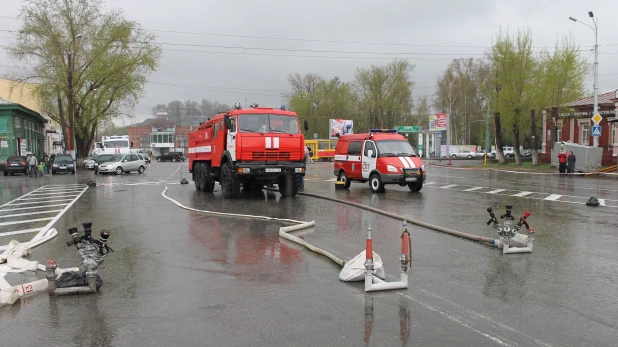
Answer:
[333, 129, 425, 192]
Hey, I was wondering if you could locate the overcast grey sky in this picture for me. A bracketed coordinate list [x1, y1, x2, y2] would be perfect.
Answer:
[1, 0, 617, 124]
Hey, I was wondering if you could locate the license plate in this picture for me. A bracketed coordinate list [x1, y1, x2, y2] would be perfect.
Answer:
[10, 164, 18, 166]
[405, 177, 417, 182]
[265, 168, 281, 173]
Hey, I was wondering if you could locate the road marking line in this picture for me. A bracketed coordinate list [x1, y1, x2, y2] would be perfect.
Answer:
[17, 195, 79, 201]
[464, 187, 484, 192]
[487, 189, 506, 194]
[440, 184, 457, 189]
[0, 204, 69, 212]
[0, 210, 63, 219]
[0, 217, 54, 227]
[424, 182, 436, 185]
[0, 228, 43, 237]
[512, 191, 533, 197]
[29, 186, 89, 241]
[6, 199, 75, 206]
[598, 199, 606, 206]
[398, 292, 511, 346]
[38, 187, 84, 191]
[326, 178, 337, 182]
[0, 186, 47, 209]
[544, 194, 562, 201]
[29, 191, 83, 196]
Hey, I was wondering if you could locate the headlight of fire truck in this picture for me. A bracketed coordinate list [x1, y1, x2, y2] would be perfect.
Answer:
[387, 164, 398, 172]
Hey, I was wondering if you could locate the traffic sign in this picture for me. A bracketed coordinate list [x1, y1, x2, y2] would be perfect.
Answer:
[592, 113, 602, 124]
[397, 126, 419, 133]
[591, 125, 601, 137]
[437, 132, 442, 138]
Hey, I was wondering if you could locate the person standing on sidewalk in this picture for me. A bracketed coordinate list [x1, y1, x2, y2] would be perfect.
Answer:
[567, 151, 576, 176]
[28, 154, 38, 178]
[557, 148, 568, 175]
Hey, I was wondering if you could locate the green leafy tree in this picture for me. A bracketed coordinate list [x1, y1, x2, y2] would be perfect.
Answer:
[354, 60, 415, 130]
[5, 0, 161, 158]
[489, 28, 537, 164]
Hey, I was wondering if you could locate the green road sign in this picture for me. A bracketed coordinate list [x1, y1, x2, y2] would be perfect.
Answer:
[397, 126, 419, 133]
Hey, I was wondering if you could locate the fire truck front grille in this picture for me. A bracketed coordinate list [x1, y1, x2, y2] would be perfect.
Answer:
[252, 152, 291, 160]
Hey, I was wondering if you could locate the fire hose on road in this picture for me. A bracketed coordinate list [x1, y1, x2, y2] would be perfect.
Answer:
[161, 185, 512, 292]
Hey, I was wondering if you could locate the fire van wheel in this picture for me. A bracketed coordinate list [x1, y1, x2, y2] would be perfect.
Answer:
[278, 174, 299, 197]
[221, 162, 240, 199]
[369, 173, 385, 193]
[408, 182, 423, 192]
[338, 171, 351, 189]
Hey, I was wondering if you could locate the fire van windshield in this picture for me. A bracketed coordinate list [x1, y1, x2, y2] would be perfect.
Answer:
[375, 140, 418, 157]
[237, 114, 300, 134]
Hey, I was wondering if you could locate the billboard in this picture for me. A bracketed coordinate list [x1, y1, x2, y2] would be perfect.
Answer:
[429, 113, 447, 132]
[329, 119, 354, 139]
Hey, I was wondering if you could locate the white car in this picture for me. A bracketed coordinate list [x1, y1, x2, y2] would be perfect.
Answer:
[97, 154, 147, 175]
[84, 155, 97, 169]
[451, 150, 476, 159]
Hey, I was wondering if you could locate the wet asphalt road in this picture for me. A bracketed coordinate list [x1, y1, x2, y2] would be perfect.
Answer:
[1, 160, 617, 346]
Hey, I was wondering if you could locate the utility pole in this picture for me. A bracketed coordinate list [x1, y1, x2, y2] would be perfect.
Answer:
[66, 33, 81, 160]
[569, 12, 599, 147]
[67, 49, 74, 159]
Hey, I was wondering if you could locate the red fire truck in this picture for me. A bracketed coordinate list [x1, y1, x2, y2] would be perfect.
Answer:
[188, 103, 309, 199]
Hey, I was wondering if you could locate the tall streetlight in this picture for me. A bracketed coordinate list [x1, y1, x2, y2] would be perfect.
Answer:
[67, 33, 82, 160]
[569, 11, 598, 147]
[473, 97, 491, 154]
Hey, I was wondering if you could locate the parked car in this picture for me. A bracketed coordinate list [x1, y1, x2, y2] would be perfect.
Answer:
[2, 156, 28, 176]
[157, 151, 185, 162]
[97, 154, 147, 175]
[502, 147, 515, 158]
[52, 154, 75, 174]
[84, 155, 97, 169]
[93, 154, 117, 174]
[475, 150, 495, 158]
[451, 150, 476, 159]
[521, 149, 532, 157]
[142, 153, 151, 163]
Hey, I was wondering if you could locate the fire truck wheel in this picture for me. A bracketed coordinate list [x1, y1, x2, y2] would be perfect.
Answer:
[369, 173, 385, 193]
[408, 182, 423, 192]
[278, 174, 299, 197]
[201, 163, 215, 193]
[194, 164, 201, 190]
[338, 171, 351, 189]
[221, 162, 240, 198]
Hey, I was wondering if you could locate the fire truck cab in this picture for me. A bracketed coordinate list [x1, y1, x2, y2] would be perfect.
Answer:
[188, 103, 309, 199]
[333, 129, 425, 192]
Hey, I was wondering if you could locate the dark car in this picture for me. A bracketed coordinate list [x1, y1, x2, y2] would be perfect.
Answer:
[521, 149, 532, 157]
[3, 156, 28, 176]
[93, 154, 117, 174]
[52, 154, 75, 174]
[157, 151, 185, 162]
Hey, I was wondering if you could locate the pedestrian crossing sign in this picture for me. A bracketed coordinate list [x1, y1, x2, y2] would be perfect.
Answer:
[591, 125, 601, 137]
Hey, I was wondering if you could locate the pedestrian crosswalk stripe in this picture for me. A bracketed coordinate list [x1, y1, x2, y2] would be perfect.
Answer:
[464, 187, 484, 192]
[487, 189, 506, 194]
[440, 184, 457, 189]
[544, 194, 562, 201]
[512, 191, 533, 197]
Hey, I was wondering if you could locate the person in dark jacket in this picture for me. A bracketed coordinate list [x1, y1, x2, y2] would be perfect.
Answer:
[567, 151, 576, 176]
[557, 148, 568, 174]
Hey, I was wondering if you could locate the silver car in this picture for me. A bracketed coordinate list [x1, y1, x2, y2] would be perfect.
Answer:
[451, 150, 476, 159]
[97, 154, 147, 175]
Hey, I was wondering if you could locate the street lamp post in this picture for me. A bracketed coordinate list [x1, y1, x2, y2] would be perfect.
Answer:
[67, 33, 82, 160]
[570, 12, 598, 147]
[473, 97, 491, 154]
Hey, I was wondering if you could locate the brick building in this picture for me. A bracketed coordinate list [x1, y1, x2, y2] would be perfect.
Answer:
[542, 90, 617, 166]
[128, 119, 191, 157]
